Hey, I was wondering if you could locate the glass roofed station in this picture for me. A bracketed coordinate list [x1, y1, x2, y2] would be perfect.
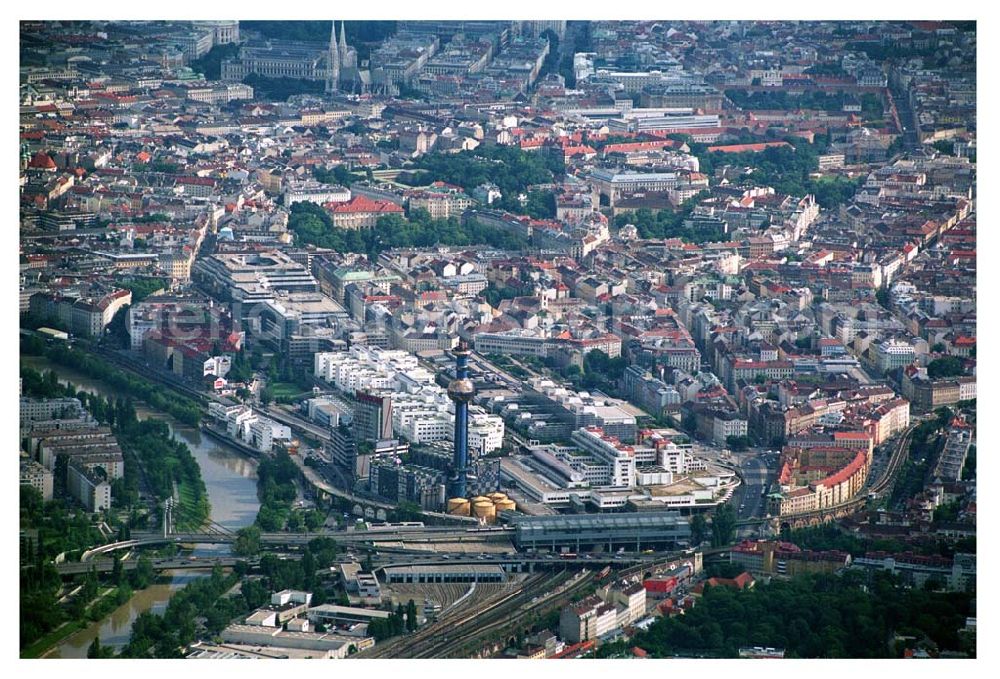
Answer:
[507, 511, 691, 553]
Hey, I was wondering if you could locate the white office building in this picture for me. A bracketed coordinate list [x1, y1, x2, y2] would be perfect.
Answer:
[570, 427, 637, 488]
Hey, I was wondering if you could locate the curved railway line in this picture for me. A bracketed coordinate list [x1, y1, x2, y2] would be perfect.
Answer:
[357, 573, 542, 658]
[361, 569, 588, 659]
[410, 569, 591, 659]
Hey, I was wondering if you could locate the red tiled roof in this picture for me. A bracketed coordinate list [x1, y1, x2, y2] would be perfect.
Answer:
[814, 451, 867, 488]
[28, 151, 57, 169]
[603, 140, 680, 154]
[707, 141, 792, 153]
[326, 195, 404, 215]
[833, 431, 871, 441]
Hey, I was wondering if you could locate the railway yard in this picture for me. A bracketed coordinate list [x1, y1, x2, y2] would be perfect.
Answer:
[360, 569, 595, 658]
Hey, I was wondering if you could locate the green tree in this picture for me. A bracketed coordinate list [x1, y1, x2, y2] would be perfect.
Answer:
[87, 636, 103, 659]
[710, 504, 737, 548]
[301, 548, 316, 591]
[130, 556, 155, 589]
[726, 435, 751, 451]
[690, 514, 708, 546]
[927, 356, 964, 379]
[875, 285, 891, 309]
[233, 525, 262, 557]
[406, 598, 418, 631]
[112, 555, 124, 585]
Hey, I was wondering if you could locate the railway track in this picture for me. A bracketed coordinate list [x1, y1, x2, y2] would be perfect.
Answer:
[357, 572, 546, 658]
[869, 425, 915, 496]
[412, 569, 590, 659]
[361, 569, 580, 659]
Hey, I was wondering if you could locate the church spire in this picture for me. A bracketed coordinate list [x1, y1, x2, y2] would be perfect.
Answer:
[339, 21, 348, 57]
[326, 21, 339, 94]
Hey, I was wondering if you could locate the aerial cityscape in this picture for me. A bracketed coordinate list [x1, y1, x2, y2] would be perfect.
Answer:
[18, 19, 976, 660]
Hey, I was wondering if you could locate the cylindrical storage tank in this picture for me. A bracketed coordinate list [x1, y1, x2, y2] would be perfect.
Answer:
[487, 492, 507, 503]
[448, 498, 471, 516]
[495, 499, 516, 513]
[472, 500, 496, 524]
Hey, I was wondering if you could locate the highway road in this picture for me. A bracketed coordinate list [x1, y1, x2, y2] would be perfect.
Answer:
[730, 451, 780, 537]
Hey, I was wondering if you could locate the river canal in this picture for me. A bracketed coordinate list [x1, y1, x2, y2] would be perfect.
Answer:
[23, 356, 260, 658]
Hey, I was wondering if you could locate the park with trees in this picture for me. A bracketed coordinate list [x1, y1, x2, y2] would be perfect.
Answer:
[289, 201, 529, 256]
[404, 144, 565, 212]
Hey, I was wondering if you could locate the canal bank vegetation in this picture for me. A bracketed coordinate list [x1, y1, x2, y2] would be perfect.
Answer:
[254, 448, 325, 534]
[255, 449, 299, 531]
[120, 565, 238, 658]
[119, 534, 350, 657]
[117, 416, 210, 531]
[19, 499, 160, 657]
[21, 337, 203, 426]
[20, 364, 210, 530]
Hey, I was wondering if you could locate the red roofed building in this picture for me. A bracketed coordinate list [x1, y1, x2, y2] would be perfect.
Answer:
[952, 336, 975, 357]
[28, 151, 57, 172]
[602, 139, 681, 156]
[325, 195, 404, 229]
[731, 539, 852, 577]
[176, 176, 217, 197]
[691, 571, 755, 596]
[549, 640, 595, 659]
[561, 144, 598, 161]
[706, 141, 792, 153]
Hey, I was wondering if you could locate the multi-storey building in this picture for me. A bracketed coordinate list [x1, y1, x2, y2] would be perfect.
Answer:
[404, 182, 474, 219]
[283, 181, 351, 207]
[326, 195, 404, 229]
[872, 338, 916, 373]
[570, 427, 637, 488]
[20, 457, 54, 501]
[67, 458, 111, 512]
[222, 40, 332, 83]
[20, 397, 82, 427]
[559, 595, 618, 644]
[29, 288, 132, 338]
[353, 391, 394, 443]
[193, 251, 318, 305]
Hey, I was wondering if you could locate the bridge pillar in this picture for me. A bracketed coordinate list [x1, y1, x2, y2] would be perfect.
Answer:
[162, 497, 175, 538]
